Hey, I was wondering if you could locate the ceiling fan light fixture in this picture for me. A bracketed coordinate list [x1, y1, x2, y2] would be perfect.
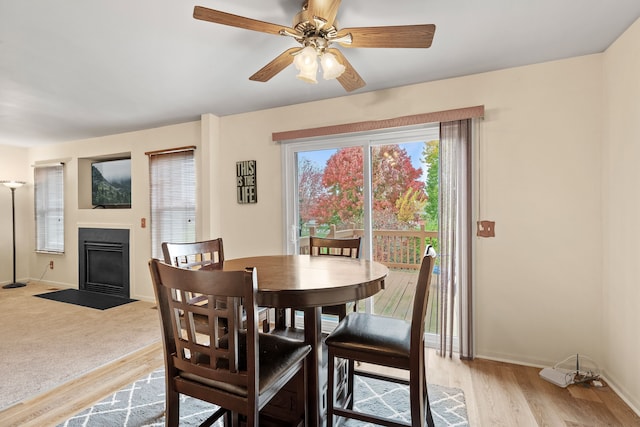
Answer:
[296, 60, 319, 84]
[293, 46, 317, 69]
[320, 51, 345, 80]
[294, 45, 319, 84]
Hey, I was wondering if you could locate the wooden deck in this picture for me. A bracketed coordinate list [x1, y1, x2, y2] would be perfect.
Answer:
[355, 268, 438, 331]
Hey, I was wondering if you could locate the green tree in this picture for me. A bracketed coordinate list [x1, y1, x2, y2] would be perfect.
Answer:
[423, 140, 439, 230]
[396, 187, 427, 224]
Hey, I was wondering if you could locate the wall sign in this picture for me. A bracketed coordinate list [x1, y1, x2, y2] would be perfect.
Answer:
[236, 160, 257, 204]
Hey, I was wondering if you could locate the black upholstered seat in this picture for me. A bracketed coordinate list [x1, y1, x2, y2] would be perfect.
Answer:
[325, 313, 411, 366]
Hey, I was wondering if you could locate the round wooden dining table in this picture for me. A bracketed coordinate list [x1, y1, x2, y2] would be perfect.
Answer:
[223, 254, 388, 426]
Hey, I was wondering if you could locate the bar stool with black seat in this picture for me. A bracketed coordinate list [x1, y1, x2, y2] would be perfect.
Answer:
[149, 259, 311, 427]
[325, 246, 437, 427]
[162, 239, 271, 332]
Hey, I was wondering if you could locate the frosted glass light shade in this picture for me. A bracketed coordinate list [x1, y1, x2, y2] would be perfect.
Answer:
[320, 52, 345, 80]
[1, 180, 26, 189]
[294, 46, 319, 84]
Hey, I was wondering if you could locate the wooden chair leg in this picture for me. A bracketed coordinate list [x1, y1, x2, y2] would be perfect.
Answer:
[346, 359, 355, 409]
[303, 359, 309, 427]
[424, 373, 435, 427]
[274, 308, 287, 329]
[418, 367, 435, 427]
[230, 411, 241, 427]
[165, 385, 180, 427]
[246, 407, 258, 427]
[327, 350, 336, 427]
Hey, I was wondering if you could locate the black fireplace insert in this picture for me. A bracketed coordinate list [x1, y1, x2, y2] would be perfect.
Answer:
[78, 228, 130, 298]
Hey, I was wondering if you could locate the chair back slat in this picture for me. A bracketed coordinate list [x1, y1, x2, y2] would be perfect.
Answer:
[309, 236, 361, 258]
[163, 238, 272, 334]
[162, 239, 225, 270]
[150, 259, 257, 391]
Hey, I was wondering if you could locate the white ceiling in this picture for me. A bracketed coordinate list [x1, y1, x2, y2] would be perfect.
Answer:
[2, 0, 640, 147]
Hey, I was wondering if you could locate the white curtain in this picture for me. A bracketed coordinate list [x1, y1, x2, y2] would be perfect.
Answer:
[438, 119, 473, 359]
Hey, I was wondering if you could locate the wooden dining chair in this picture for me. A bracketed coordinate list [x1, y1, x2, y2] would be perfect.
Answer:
[311, 236, 362, 322]
[162, 239, 271, 332]
[162, 239, 225, 271]
[325, 246, 437, 427]
[149, 259, 311, 427]
[283, 236, 362, 330]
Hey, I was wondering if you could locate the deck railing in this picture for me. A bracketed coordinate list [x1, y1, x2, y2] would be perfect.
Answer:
[300, 224, 438, 270]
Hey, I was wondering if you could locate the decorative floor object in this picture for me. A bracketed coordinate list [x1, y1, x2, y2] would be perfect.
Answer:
[35, 289, 136, 310]
[58, 369, 469, 426]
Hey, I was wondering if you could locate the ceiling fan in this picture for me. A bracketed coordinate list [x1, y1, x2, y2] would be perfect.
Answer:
[193, 0, 435, 92]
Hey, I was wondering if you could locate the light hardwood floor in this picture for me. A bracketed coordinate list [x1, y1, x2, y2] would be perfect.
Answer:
[0, 293, 639, 426]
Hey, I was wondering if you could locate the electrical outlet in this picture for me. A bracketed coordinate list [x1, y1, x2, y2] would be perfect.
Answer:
[477, 220, 495, 238]
[49, 260, 54, 269]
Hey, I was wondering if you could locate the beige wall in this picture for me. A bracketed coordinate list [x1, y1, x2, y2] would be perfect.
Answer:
[0, 17, 638, 413]
[218, 54, 604, 369]
[18, 121, 202, 301]
[603, 17, 640, 412]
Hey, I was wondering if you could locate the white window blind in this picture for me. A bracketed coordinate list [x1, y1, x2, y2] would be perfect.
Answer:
[34, 164, 65, 253]
[149, 148, 196, 259]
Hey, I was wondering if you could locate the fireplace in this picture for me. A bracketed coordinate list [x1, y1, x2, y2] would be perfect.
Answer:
[78, 228, 130, 298]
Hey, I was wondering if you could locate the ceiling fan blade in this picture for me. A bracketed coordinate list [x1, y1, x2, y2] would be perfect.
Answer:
[328, 48, 365, 92]
[306, 0, 342, 27]
[193, 6, 294, 35]
[336, 24, 435, 48]
[249, 48, 301, 82]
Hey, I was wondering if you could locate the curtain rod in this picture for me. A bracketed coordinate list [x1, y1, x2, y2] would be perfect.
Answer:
[272, 105, 485, 142]
[145, 146, 196, 156]
[31, 159, 68, 167]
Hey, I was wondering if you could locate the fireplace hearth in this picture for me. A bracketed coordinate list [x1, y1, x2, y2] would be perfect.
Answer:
[78, 228, 130, 298]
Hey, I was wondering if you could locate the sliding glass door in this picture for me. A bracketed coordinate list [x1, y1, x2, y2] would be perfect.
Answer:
[282, 127, 440, 333]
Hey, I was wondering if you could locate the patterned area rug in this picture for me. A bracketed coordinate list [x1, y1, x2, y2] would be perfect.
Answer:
[58, 369, 469, 426]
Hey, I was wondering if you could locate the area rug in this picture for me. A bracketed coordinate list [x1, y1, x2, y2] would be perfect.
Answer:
[35, 289, 136, 310]
[58, 369, 469, 426]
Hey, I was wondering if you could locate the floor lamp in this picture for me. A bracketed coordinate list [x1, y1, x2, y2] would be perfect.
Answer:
[2, 180, 27, 289]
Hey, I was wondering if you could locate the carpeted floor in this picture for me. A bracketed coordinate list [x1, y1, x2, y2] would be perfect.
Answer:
[58, 369, 469, 426]
[0, 283, 160, 410]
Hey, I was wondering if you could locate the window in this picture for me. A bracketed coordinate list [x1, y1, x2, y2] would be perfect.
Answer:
[34, 164, 64, 253]
[149, 148, 196, 259]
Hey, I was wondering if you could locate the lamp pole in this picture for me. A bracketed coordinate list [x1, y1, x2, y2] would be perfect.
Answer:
[2, 181, 26, 289]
